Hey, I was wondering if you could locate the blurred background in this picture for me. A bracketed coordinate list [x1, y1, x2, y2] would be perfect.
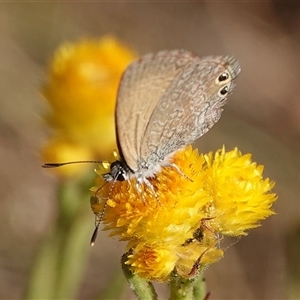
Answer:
[1, 2, 300, 299]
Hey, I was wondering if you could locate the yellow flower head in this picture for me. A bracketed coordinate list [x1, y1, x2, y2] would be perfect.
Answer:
[202, 147, 277, 236]
[41, 36, 137, 177]
[91, 146, 277, 281]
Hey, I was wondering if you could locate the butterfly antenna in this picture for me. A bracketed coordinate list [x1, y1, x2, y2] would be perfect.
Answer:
[90, 223, 100, 246]
[42, 160, 103, 168]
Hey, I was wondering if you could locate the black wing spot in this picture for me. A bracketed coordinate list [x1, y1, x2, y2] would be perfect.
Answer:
[218, 72, 229, 82]
[219, 86, 229, 96]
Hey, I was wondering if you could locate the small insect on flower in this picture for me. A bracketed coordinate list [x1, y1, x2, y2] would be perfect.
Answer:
[43, 49, 241, 245]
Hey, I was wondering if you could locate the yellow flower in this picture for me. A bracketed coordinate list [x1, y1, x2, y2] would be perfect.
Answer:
[202, 147, 277, 236]
[126, 246, 178, 281]
[41, 36, 137, 177]
[91, 146, 277, 281]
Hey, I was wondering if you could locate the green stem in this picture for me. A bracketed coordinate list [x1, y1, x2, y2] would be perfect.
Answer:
[25, 177, 94, 299]
[193, 274, 207, 300]
[169, 271, 206, 300]
[54, 179, 92, 298]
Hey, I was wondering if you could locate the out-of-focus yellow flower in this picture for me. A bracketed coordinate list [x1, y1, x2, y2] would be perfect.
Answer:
[91, 146, 277, 281]
[41, 36, 137, 177]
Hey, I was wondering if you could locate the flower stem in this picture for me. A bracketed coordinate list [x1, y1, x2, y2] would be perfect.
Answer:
[25, 177, 94, 299]
[169, 271, 206, 300]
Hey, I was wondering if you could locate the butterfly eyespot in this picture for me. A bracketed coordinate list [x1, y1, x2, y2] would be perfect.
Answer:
[219, 86, 229, 96]
[218, 72, 229, 82]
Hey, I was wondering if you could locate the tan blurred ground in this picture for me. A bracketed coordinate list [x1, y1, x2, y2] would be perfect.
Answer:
[0, 2, 300, 299]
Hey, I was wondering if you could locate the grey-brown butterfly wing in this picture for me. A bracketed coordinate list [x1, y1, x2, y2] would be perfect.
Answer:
[140, 56, 240, 166]
[116, 50, 196, 172]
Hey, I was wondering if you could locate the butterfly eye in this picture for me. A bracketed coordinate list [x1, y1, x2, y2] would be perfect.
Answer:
[218, 72, 229, 82]
[218, 85, 229, 96]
